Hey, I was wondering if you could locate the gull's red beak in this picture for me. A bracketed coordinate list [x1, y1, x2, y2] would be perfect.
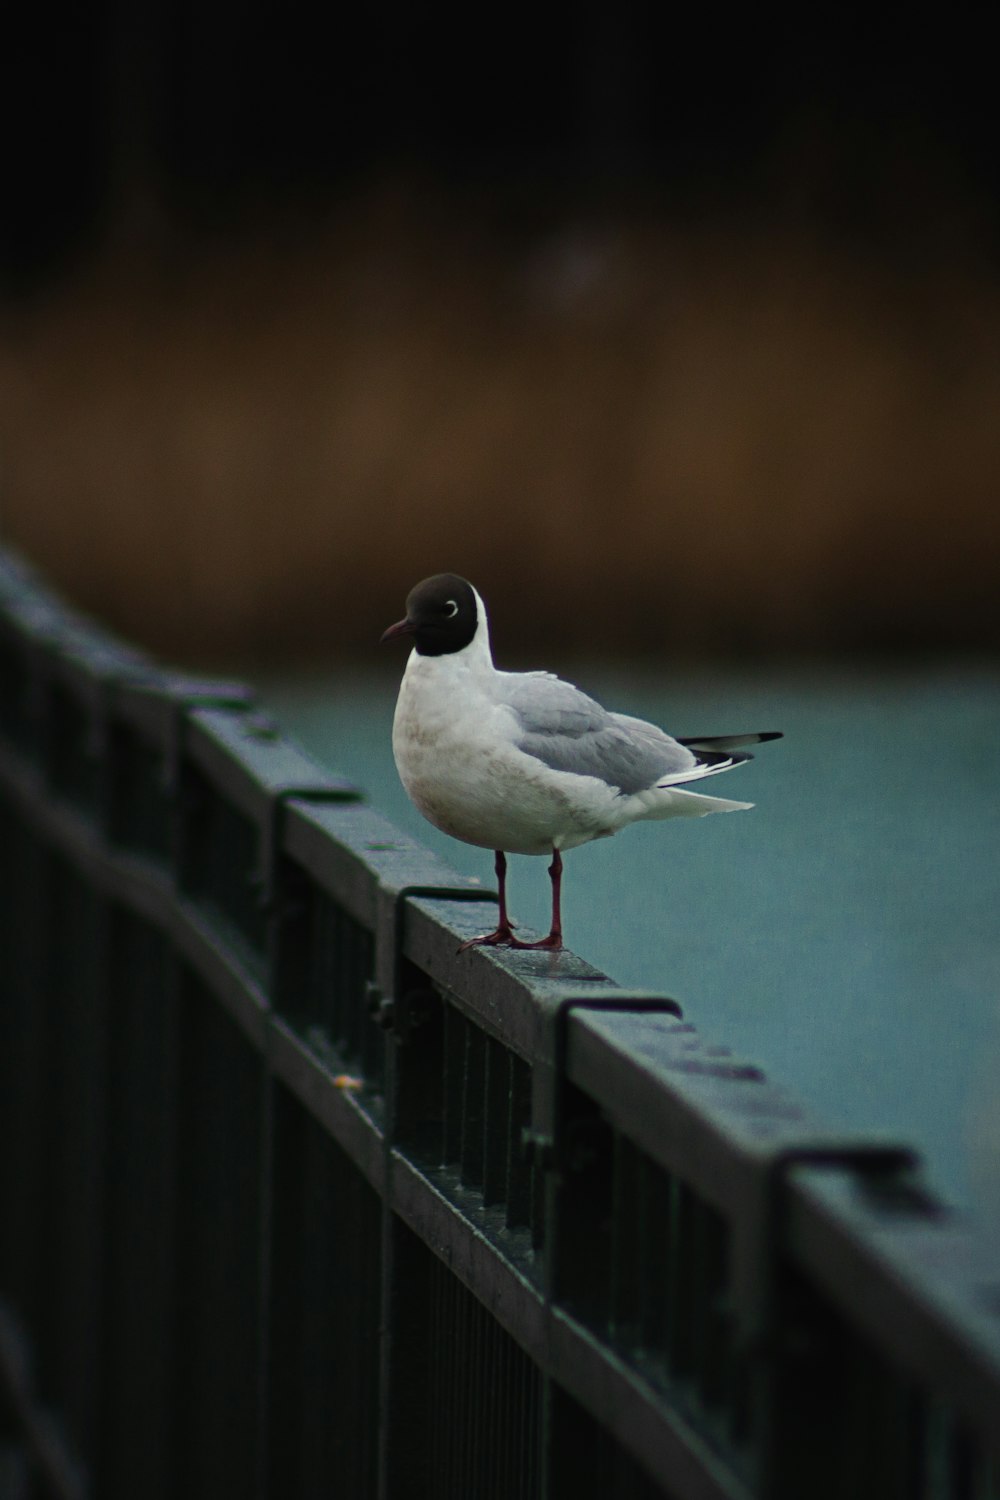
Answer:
[380, 616, 416, 644]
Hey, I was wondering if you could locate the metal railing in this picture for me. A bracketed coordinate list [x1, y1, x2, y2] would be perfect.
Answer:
[1, 546, 998, 1500]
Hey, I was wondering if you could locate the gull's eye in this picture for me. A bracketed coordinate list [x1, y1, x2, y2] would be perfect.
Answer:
[442, 600, 458, 618]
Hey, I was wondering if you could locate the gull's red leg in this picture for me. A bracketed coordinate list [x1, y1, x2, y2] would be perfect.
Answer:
[548, 847, 563, 946]
[508, 847, 564, 951]
[458, 850, 519, 950]
[459, 849, 565, 953]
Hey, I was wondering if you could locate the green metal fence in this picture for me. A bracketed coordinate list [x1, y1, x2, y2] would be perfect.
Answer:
[1, 546, 999, 1500]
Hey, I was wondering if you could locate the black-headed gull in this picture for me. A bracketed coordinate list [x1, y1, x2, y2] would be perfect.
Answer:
[381, 574, 781, 951]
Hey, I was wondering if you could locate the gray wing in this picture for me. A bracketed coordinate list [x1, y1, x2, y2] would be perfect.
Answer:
[504, 673, 698, 796]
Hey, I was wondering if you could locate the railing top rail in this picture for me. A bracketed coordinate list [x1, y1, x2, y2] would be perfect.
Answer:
[4, 543, 1000, 1487]
[786, 1163, 1000, 1437]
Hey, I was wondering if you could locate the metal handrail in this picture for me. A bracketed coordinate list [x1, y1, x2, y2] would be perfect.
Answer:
[1, 547, 998, 1500]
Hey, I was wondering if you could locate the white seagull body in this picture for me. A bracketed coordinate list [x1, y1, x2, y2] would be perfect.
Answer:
[382, 574, 780, 950]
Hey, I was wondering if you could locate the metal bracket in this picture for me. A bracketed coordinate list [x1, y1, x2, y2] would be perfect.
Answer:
[530, 991, 684, 1172]
[748, 1140, 923, 1500]
[742, 1139, 921, 1348]
[163, 681, 255, 797]
[257, 782, 362, 912]
[376, 883, 501, 1041]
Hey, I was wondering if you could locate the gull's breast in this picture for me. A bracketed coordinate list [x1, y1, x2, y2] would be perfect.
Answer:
[392, 683, 616, 856]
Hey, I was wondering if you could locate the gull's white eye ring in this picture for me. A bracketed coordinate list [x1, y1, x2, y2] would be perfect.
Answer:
[443, 600, 458, 618]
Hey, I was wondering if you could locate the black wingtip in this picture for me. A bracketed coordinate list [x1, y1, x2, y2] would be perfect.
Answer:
[678, 730, 784, 752]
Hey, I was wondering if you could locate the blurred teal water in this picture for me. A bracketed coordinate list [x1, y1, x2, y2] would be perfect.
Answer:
[260, 664, 1000, 1223]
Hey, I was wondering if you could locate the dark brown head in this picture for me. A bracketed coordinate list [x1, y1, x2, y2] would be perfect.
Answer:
[380, 574, 480, 657]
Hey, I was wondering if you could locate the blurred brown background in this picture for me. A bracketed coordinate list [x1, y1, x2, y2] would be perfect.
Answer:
[2, 8, 999, 667]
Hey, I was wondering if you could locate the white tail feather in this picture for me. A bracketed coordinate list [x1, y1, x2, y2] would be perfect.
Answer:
[647, 787, 754, 819]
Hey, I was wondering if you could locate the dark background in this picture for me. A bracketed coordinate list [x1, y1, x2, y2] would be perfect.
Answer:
[3, 7, 999, 662]
[7, 8, 1000, 277]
